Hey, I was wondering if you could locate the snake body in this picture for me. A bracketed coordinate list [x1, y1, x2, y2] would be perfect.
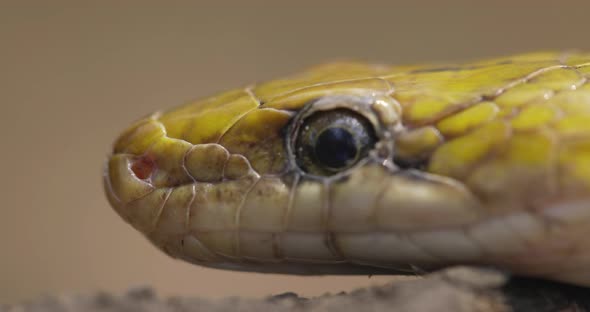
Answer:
[104, 52, 590, 286]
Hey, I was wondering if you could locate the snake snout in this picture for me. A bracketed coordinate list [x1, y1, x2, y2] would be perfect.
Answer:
[103, 114, 186, 234]
[104, 153, 158, 233]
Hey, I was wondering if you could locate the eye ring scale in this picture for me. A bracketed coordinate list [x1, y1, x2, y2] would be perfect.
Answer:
[286, 94, 397, 178]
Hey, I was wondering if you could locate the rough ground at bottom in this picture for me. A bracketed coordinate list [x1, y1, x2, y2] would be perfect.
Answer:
[4, 266, 590, 312]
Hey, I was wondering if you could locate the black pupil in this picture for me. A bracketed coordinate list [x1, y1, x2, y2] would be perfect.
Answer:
[314, 127, 357, 169]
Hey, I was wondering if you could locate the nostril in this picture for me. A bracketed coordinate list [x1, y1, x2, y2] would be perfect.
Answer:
[131, 154, 156, 180]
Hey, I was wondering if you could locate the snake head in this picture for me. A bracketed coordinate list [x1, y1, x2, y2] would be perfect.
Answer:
[105, 54, 590, 284]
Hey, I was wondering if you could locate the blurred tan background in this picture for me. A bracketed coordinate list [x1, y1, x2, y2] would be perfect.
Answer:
[2, 0, 590, 305]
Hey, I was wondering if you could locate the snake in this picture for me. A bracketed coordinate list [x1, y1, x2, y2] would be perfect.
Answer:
[104, 51, 590, 286]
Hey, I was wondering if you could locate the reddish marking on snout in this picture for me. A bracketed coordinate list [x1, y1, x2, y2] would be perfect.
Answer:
[131, 153, 156, 180]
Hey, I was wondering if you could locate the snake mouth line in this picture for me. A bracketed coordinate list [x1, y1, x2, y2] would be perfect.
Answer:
[106, 152, 590, 280]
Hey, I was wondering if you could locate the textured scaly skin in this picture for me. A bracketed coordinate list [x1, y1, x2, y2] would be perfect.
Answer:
[104, 52, 590, 285]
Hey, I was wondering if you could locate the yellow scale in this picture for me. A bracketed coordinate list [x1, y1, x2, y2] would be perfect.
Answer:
[104, 51, 590, 286]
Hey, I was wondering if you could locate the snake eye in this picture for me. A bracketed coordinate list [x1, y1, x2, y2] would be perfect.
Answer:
[294, 109, 378, 176]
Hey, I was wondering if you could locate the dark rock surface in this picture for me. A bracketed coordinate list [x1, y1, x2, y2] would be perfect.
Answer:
[4, 267, 590, 312]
